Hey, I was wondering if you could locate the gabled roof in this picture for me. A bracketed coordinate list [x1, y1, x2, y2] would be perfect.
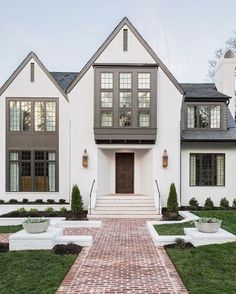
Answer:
[0, 51, 68, 100]
[67, 17, 184, 94]
[181, 83, 230, 101]
[50, 72, 79, 91]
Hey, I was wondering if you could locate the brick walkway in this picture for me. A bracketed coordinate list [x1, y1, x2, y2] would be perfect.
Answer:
[57, 219, 188, 294]
[0, 233, 11, 243]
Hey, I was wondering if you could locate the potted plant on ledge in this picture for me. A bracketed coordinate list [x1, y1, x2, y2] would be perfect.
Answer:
[22, 217, 50, 234]
[194, 218, 222, 233]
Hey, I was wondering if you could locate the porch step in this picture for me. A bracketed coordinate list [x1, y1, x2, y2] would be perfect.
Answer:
[97, 195, 153, 200]
[88, 214, 161, 219]
[96, 202, 155, 207]
[94, 206, 157, 211]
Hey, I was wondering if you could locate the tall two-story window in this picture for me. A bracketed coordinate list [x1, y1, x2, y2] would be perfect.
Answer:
[119, 73, 132, 127]
[187, 105, 221, 128]
[35, 101, 56, 131]
[100, 73, 113, 127]
[138, 73, 151, 127]
[190, 153, 225, 186]
[9, 150, 56, 192]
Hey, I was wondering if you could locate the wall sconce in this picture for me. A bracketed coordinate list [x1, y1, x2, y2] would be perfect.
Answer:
[162, 149, 168, 168]
[82, 149, 88, 168]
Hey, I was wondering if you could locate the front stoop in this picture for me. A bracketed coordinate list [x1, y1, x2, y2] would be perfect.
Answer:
[88, 194, 161, 219]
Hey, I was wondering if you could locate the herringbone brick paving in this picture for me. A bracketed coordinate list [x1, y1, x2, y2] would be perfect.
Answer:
[57, 219, 188, 294]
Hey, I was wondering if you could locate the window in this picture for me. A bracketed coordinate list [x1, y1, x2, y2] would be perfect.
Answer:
[119, 73, 132, 89]
[139, 111, 150, 127]
[119, 92, 132, 108]
[9, 101, 31, 131]
[138, 73, 150, 89]
[101, 111, 113, 127]
[123, 29, 128, 51]
[30, 63, 35, 82]
[35, 101, 56, 131]
[138, 92, 150, 108]
[119, 111, 131, 127]
[187, 105, 221, 129]
[9, 150, 56, 192]
[101, 92, 113, 108]
[101, 73, 113, 89]
[190, 154, 225, 186]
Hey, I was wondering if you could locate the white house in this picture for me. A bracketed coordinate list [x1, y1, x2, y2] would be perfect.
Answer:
[0, 17, 236, 217]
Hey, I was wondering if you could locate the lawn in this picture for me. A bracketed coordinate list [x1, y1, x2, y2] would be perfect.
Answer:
[0, 225, 22, 233]
[0, 250, 77, 294]
[155, 210, 236, 235]
[155, 210, 236, 293]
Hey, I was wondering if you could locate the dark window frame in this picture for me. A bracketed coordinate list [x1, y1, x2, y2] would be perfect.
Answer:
[123, 29, 128, 51]
[8, 150, 58, 192]
[186, 103, 222, 130]
[30, 63, 35, 82]
[189, 153, 225, 187]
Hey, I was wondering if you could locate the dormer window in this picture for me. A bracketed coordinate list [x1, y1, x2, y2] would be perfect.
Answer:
[187, 104, 221, 129]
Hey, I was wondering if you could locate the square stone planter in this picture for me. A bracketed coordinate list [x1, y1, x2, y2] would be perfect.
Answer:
[23, 220, 50, 234]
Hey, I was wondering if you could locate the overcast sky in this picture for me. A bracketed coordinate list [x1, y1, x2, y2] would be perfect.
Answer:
[0, 0, 235, 85]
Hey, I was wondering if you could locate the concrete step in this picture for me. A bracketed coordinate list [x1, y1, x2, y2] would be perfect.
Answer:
[95, 202, 155, 207]
[91, 210, 158, 215]
[94, 206, 156, 211]
[97, 195, 153, 200]
[88, 214, 161, 219]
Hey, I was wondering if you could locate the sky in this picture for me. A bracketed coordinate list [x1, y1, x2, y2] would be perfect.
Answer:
[0, 0, 235, 85]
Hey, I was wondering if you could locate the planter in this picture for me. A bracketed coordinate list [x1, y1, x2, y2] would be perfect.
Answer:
[23, 219, 50, 234]
[194, 218, 222, 233]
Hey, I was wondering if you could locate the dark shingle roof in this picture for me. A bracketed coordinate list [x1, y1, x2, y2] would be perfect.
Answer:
[50, 72, 79, 91]
[181, 83, 230, 100]
[181, 110, 236, 141]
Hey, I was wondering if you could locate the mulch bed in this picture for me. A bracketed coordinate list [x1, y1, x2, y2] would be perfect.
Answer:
[164, 242, 194, 249]
[0, 210, 88, 220]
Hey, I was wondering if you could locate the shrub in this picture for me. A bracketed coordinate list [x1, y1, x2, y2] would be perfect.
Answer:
[9, 199, 18, 204]
[22, 198, 29, 203]
[220, 197, 230, 210]
[29, 208, 38, 213]
[18, 207, 26, 213]
[47, 199, 55, 204]
[0, 243, 9, 253]
[175, 238, 186, 249]
[189, 197, 199, 210]
[35, 199, 43, 204]
[60, 207, 68, 212]
[53, 243, 82, 255]
[204, 197, 214, 210]
[45, 207, 54, 213]
[0, 199, 5, 204]
[232, 198, 236, 209]
[71, 185, 83, 213]
[59, 199, 66, 204]
[167, 183, 179, 214]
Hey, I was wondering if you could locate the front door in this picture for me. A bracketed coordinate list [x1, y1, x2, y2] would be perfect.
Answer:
[115, 153, 134, 193]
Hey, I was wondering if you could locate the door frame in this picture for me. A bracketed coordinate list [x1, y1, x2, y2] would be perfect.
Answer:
[115, 152, 134, 194]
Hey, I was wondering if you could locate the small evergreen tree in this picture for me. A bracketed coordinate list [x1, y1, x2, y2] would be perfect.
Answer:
[220, 197, 229, 210]
[204, 197, 214, 210]
[189, 197, 199, 210]
[232, 198, 236, 209]
[167, 183, 179, 214]
[71, 185, 83, 213]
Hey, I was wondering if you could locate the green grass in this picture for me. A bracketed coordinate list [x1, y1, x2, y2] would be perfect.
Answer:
[155, 210, 236, 293]
[154, 210, 236, 235]
[166, 242, 236, 294]
[0, 250, 77, 294]
[0, 225, 22, 233]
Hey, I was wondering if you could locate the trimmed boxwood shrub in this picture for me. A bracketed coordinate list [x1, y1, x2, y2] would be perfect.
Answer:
[45, 207, 54, 213]
[59, 199, 66, 204]
[53, 243, 82, 255]
[189, 197, 199, 210]
[232, 198, 236, 209]
[22, 198, 29, 203]
[0, 199, 5, 204]
[204, 197, 214, 210]
[18, 207, 26, 213]
[71, 185, 83, 213]
[220, 197, 230, 210]
[9, 199, 18, 204]
[35, 199, 43, 204]
[167, 183, 179, 214]
[60, 207, 68, 212]
[47, 199, 55, 204]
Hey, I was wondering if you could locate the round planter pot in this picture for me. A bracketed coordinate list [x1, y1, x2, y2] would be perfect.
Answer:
[194, 221, 221, 233]
[23, 220, 50, 234]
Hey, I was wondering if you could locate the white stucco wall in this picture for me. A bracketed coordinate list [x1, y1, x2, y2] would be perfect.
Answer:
[181, 142, 236, 206]
[0, 57, 70, 202]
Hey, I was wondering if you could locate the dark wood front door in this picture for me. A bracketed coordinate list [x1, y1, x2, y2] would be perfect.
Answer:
[116, 153, 134, 194]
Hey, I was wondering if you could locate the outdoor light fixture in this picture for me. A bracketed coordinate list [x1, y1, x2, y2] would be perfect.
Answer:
[82, 149, 88, 167]
[162, 149, 168, 168]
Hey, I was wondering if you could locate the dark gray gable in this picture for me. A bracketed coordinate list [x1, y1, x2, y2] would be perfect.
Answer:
[0, 51, 68, 100]
[66, 17, 184, 94]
